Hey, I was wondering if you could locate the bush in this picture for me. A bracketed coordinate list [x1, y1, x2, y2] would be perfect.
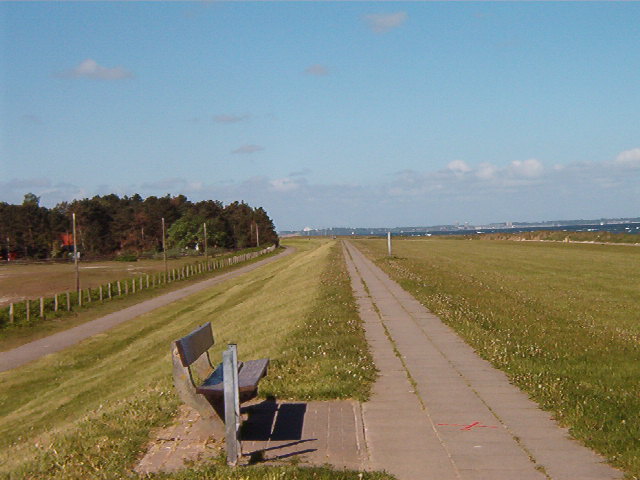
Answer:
[115, 252, 138, 262]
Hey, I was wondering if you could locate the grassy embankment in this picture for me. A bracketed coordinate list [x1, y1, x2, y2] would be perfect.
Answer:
[0, 238, 383, 480]
[0, 247, 277, 352]
[354, 238, 640, 477]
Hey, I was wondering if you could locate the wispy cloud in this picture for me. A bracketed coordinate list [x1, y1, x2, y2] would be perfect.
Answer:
[269, 177, 301, 192]
[3, 148, 638, 230]
[231, 144, 264, 155]
[304, 64, 329, 76]
[364, 12, 408, 34]
[61, 58, 133, 80]
[615, 148, 640, 168]
[213, 114, 250, 124]
[289, 168, 311, 177]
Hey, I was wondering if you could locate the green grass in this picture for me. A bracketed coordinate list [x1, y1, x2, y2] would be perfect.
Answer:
[147, 465, 391, 480]
[0, 239, 378, 479]
[354, 238, 640, 478]
[451, 229, 640, 244]
[0, 247, 279, 351]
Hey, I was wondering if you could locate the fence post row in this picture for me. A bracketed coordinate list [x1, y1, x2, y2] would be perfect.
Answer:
[3, 245, 274, 324]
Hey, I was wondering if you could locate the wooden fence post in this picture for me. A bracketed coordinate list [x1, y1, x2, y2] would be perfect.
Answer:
[66, 292, 71, 311]
[78, 291, 83, 307]
[117, 281, 122, 296]
[146, 274, 150, 289]
[26, 299, 30, 322]
[9, 303, 14, 323]
[132, 279, 136, 294]
[54, 294, 59, 312]
[125, 280, 129, 295]
[87, 288, 92, 303]
[40, 297, 44, 319]
[108, 282, 112, 299]
[99, 285, 103, 302]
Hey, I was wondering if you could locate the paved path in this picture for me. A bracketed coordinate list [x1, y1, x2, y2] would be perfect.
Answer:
[136, 400, 366, 474]
[343, 240, 622, 480]
[0, 248, 293, 372]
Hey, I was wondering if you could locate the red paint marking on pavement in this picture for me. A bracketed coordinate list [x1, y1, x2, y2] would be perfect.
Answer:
[437, 422, 499, 431]
[462, 421, 480, 430]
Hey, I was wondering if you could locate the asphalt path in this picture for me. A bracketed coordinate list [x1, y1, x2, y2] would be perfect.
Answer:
[0, 247, 293, 373]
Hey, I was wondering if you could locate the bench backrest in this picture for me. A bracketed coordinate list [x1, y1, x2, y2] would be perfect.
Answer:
[175, 322, 214, 367]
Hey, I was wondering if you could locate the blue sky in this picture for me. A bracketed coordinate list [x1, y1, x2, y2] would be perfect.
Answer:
[1, 2, 639, 230]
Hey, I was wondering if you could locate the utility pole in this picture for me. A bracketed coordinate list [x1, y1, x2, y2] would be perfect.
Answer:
[72, 213, 80, 294]
[162, 217, 168, 280]
[256, 222, 259, 247]
[203, 222, 208, 260]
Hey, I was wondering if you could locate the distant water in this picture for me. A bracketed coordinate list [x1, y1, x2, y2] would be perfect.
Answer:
[416, 222, 640, 237]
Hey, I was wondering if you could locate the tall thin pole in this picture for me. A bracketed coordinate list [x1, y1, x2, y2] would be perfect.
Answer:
[387, 231, 392, 256]
[73, 213, 80, 294]
[256, 222, 259, 247]
[162, 217, 168, 280]
[203, 222, 208, 259]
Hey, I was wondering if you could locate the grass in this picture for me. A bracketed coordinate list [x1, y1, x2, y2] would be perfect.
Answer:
[353, 237, 640, 478]
[450, 229, 640, 244]
[0, 247, 279, 352]
[0, 256, 199, 306]
[0, 238, 379, 479]
[0, 247, 268, 307]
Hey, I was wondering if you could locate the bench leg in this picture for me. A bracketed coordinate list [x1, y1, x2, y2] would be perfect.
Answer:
[171, 346, 225, 438]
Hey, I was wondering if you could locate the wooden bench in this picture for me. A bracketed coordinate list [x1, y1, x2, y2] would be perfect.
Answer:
[171, 322, 269, 463]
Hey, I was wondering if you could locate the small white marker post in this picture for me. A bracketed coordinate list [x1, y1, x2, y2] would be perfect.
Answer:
[223, 344, 241, 466]
[387, 231, 392, 256]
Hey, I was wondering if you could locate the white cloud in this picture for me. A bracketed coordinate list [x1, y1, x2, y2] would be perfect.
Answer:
[304, 64, 329, 76]
[615, 148, 640, 168]
[447, 160, 472, 174]
[476, 163, 497, 180]
[269, 178, 300, 192]
[64, 58, 133, 80]
[231, 144, 264, 155]
[508, 158, 544, 178]
[364, 12, 408, 33]
[213, 114, 250, 124]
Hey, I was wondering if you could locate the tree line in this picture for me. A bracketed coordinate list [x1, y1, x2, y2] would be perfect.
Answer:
[0, 193, 278, 260]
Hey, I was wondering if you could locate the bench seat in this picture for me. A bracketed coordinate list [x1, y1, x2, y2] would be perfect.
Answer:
[196, 358, 269, 397]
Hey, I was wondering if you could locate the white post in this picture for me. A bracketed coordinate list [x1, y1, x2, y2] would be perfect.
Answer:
[387, 231, 392, 256]
[223, 346, 241, 465]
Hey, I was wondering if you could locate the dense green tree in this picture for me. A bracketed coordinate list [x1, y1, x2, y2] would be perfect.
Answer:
[0, 193, 278, 260]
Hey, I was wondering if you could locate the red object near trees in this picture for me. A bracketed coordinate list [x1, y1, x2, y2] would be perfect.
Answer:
[60, 233, 73, 246]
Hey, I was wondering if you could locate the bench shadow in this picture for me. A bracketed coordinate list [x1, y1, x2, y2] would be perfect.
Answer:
[240, 397, 317, 464]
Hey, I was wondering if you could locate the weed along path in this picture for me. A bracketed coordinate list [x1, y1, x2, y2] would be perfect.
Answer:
[342, 241, 622, 480]
[0, 247, 293, 372]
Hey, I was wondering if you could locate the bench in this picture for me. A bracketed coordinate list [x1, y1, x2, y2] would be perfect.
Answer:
[171, 322, 269, 464]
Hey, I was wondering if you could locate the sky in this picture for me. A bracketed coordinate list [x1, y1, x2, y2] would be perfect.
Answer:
[1, 2, 639, 231]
